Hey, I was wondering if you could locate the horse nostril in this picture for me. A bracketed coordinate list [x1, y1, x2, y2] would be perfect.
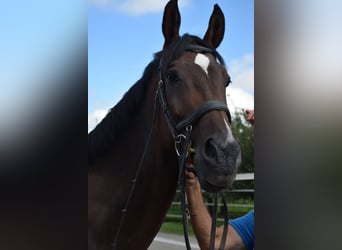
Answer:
[204, 138, 217, 160]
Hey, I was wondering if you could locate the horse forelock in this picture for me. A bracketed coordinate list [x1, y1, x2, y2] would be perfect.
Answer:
[158, 34, 226, 74]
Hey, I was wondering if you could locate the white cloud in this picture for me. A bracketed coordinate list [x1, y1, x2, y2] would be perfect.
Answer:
[229, 54, 254, 93]
[226, 54, 254, 114]
[88, 109, 108, 132]
[226, 87, 254, 115]
[89, 0, 190, 15]
[119, 0, 169, 15]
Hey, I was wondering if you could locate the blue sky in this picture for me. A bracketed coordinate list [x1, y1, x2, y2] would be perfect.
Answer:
[88, 0, 254, 130]
[0, 0, 86, 142]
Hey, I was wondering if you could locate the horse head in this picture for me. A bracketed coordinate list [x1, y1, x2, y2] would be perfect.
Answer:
[158, 0, 241, 192]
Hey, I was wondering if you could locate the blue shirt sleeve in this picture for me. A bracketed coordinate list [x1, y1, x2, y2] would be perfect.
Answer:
[229, 209, 254, 250]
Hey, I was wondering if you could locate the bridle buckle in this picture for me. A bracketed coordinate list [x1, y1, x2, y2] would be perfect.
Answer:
[174, 125, 192, 157]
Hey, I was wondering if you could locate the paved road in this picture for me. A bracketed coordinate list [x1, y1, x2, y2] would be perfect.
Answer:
[149, 233, 200, 250]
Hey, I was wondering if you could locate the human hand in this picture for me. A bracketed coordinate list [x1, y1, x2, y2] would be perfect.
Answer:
[185, 164, 200, 189]
[245, 109, 254, 125]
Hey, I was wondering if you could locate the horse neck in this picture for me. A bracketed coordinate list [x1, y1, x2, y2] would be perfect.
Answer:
[109, 76, 179, 247]
[104, 71, 178, 192]
[88, 73, 179, 250]
[135, 77, 179, 172]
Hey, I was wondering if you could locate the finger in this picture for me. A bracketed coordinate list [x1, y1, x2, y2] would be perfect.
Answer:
[185, 170, 196, 179]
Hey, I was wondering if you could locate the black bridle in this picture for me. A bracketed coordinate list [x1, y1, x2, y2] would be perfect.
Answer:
[112, 45, 231, 250]
[157, 75, 230, 250]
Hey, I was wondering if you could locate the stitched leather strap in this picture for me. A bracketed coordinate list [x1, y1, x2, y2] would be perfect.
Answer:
[219, 192, 229, 250]
[176, 101, 231, 132]
[157, 80, 231, 139]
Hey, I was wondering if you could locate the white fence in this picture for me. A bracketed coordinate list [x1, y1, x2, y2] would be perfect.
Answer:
[166, 173, 254, 220]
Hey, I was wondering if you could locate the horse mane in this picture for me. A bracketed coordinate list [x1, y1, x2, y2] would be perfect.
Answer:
[88, 34, 226, 164]
[88, 58, 160, 164]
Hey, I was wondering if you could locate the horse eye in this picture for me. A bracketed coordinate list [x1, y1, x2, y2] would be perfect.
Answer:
[165, 70, 179, 83]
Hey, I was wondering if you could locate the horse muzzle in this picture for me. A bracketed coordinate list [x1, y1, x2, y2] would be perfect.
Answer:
[195, 136, 241, 192]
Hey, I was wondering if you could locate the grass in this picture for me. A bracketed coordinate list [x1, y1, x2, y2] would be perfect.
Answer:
[160, 221, 195, 236]
[160, 204, 254, 235]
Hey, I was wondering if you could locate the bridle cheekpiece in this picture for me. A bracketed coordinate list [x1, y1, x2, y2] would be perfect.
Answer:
[156, 44, 231, 250]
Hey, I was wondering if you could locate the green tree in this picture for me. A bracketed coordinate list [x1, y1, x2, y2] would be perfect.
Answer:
[230, 111, 254, 199]
[230, 111, 254, 173]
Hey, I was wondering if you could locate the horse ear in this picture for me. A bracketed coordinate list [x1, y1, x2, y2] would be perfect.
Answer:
[162, 0, 180, 49]
[203, 4, 225, 49]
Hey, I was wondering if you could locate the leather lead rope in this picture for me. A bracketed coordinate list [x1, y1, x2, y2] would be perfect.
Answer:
[208, 192, 230, 250]
[175, 130, 229, 250]
[219, 193, 229, 250]
[209, 193, 218, 250]
[180, 167, 229, 250]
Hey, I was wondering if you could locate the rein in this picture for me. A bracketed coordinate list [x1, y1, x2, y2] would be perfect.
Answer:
[111, 82, 161, 250]
[112, 45, 231, 250]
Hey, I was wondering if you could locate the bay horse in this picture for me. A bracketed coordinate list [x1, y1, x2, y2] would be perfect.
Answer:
[88, 0, 241, 249]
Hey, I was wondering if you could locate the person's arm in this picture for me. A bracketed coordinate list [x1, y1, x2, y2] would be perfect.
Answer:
[185, 170, 247, 250]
